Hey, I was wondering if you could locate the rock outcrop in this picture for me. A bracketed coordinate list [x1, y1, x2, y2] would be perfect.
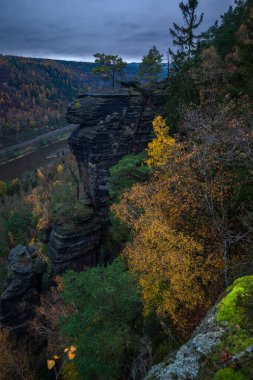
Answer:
[47, 83, 165, 272]
[146, 307, 225, 380]
[47, 201, 101, 274]
[146, 276, 253, 380]
[67, 87, 165, 213]
[0, 245, 48, 334]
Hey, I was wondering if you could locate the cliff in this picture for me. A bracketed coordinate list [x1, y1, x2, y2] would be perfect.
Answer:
[47, 83, 165, 274]
[66, 87, 165, 213]
[0, 83, 165, 332]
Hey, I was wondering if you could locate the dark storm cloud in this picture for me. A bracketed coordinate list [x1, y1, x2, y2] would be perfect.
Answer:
[0, 0, 234, 62]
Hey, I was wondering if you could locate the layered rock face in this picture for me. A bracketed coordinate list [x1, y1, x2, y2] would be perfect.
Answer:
[0, 245, 48, 334]
[47, 85, 164, 272]
[47, 200, 101, 274]
[47, 88, 165, 274]
[66, 89, 164, 213]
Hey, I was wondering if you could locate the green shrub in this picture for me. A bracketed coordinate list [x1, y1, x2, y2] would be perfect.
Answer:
[108, 151, 150, 202]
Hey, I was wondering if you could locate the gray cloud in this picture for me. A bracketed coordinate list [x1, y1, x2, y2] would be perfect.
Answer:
[0, 0, 234, 62]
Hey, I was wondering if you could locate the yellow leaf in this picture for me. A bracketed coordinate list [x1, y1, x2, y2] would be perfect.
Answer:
[47, 360, 55, 370]
[53, 355, 60, 360]
[58, 164, 64, 173]
[68, 351, 76, 360]
[70, 345, 77, 353]
[64, 347, 69, 353]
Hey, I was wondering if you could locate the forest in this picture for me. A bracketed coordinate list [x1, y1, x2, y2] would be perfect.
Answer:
[0, 0, 253, 379]
[0, 55, 140, 147]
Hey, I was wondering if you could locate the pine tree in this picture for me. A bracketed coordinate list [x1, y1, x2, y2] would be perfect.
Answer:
[138, 46, 163, 87]
[92, 53, 127, 88]
[169, 0, 203, 63]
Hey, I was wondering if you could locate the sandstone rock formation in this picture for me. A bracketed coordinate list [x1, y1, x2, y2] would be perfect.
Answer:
[66, 86, 165, 213]
[0, 245, 48, 334]
[47, 83, 165, 272]
[146, 306, 225, 380]
[47, 200, 101, 274]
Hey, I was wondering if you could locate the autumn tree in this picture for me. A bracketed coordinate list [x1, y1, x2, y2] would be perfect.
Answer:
[138, 46, 163, 87]
[112, 117, 224, 337]
[92, 53, 127, 88]
[146, 116, 176, 167]
[181, 104, 253, 286]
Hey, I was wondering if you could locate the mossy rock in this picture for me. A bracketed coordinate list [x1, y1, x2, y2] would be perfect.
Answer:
[214, 368, 247, 380]
[217, 275, 253, 326]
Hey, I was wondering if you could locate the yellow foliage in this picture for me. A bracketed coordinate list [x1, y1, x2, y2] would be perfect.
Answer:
[27, 186, 51, 230]
[58, 164, 64, 173]
[47, 359, 55, 370]
[113, 141, 224, 337]
[37, 168, 44, 179]
[68, 350, 76, 360]
[146, 116, 176, 167]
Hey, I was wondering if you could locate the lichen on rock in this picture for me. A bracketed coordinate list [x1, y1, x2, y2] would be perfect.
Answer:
[146, 276, 253, 380]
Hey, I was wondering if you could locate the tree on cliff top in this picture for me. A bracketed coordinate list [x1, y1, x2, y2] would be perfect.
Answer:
[138, 46, 163, 88]
[169, 0, 203, 64]
[92, 53, 127, 88]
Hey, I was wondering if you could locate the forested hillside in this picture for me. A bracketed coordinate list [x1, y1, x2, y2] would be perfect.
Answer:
[0, 55, 140, 147]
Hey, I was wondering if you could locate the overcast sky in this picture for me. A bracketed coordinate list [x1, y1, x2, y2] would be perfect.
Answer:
[0, 0, 234, 62]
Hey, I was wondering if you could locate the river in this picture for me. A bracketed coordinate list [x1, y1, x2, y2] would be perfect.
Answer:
[0, 139, 69, 181]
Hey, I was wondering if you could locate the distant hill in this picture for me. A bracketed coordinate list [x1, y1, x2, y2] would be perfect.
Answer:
[0, 55, 141, 147]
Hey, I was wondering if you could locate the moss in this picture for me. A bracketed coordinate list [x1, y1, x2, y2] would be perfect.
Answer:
[217, 275, 253, 326]
[198, 276, 253, 379]
[223, 326, 253, 353]
[75, 100, 81, 109]
[214, 368, 247, 380]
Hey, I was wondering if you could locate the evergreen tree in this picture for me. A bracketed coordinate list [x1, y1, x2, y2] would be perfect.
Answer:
[92, 53, 127, 88]
[169, 0, 204, 63]
[138, 46, 163, 87]
[60, 257, 142, 380]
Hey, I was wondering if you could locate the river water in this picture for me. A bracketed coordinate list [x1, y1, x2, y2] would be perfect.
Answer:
[0, 140, 69, 181]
